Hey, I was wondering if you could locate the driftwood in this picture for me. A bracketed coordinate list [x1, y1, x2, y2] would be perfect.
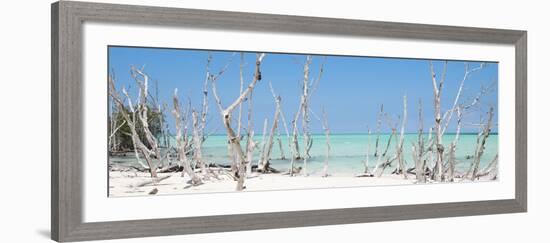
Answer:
[476, 153, 498, 180]
[364, 128, 372, 174]
[211, 53, 266, 191]
[301, 56, 313, 176]
[372, 105, 400, 177]
[373, 155, 398, 177]
[282, 166, 302, 175]
[289, 56, 313, 174]
[446, 106, 463, 182]
[259, 118, 277, 171]
[191, 110, 208, 180]
[355, 173, 374, 178]
[156, 164, 181, 173]
[291, 56, 325, 176]
[132, 68, 166, 169]
[134, 175, 171, 188]
[270, 82, 288, 161]
[208, 163, 280, 174]
[428, 61, 486, 182]
[373, 104, 383, 157]
[277, 134, 285, 160]
[259, 84, 283, 173]
[412, 99, 427, 183]
[243, 60, 257, 177]
[429, 61, 447, 182]
[441, 63, 485, 135]
[311, 107, 331, 177]
[257, 118, 269, 170]
[245, 130, 257, 176]
[289, 116, 301, 176]
[237, 53, 245, 138]
[108, 70, 161, 178]
[172, 89, 202, 185]
[468, 106, 495, 180]
[395, 95, 408, 179]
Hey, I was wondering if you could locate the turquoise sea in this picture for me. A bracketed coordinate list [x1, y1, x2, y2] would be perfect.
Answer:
[111, 133, 498, 176]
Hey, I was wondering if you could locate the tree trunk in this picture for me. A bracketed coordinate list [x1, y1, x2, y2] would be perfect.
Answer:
[476, 153, 498, 180]
[172, 90, 202, 185]
[429, 61, 448, 182]
[210, 53, 266, 191]
[469, 107, 494, 180]
[321, 108, 331, 177]
[289, 116, 300, 176]
[259, 95, 281, 172]
[237, 53, 245, 138]
[447, 106, 463, 182]
[373, 104, 383, 157]
[277, 134, 285, 160]
[269, 82, 288, 161]
[246, 130, 256, 176]
[257, 118, 269, 171]
[413, 99, 426, 183]
[364, 129, 372, 174]
[372, 129, 396, 177]
[395, 95, 408, 179]
[191, 110, 208, 179]
[441, 63, 485, 135]
[245, 88, 256, 177]
[108, 74, 159, 177]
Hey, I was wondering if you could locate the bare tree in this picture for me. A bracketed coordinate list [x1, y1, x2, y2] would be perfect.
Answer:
[467, 106, 494, 180]
[299, 55, 325, 176]
[108, 72, 161, 177]
[363, 128, 372, 175]
[412, 99, 427, 183]
[276, 128, 286, 160]
[288, 56, 313, 175]
[321, 109, 331, 178]
[244, 86, 256, 176]
[446, 106, 463, 181]
[198, 55, 211, 166]
[476, 153, 498, 180]
[429, 61, 448, 182]
[371, 105, 400, 177]
[245, 130, 256, 176]
[289, 116, 301, 176]
[108, 107, 125, 153]
[373, 104, 383, 157]
[429, 61, 485, 182]
[206, 52, 237, 172]
[290, 56, 313, 161]
[211, 53, 266, 191]
[311, 107, 331, 177]
[259, 84, 283, 172]
[172, 89, 202, 185]
[257, 118, 269, 171]
[269, 82, 289, 161]
[441, 63, 485, 135]
[191, 109, 208, 179]
[394, 95, 408, 179]
[237, 53, 245, 138]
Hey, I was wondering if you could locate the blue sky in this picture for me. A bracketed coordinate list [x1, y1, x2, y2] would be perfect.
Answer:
[108, 46, 498, 134]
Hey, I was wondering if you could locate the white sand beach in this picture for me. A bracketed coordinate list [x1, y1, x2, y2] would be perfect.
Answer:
[108, 171, 417, 197]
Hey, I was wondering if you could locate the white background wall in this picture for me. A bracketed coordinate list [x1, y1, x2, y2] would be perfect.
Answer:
[0, 0, 547, 242]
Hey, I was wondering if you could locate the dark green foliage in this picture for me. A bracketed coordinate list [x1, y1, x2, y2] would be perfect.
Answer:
[108, 105, 164, 152]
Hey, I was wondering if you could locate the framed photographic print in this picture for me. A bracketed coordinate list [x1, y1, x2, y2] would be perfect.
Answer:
[51, 1, 527, 242]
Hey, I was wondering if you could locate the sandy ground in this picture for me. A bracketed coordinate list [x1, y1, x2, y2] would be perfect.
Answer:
[108, 170, 416, 197]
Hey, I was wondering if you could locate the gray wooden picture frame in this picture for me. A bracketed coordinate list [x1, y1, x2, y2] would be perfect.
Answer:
[51, 1, 527, 242]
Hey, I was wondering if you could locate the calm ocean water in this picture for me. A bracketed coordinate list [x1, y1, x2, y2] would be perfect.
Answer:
[111, 133, 498, 176]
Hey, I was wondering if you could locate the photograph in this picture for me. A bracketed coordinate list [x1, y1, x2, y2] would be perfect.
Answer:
[107, 46, 499, 197]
